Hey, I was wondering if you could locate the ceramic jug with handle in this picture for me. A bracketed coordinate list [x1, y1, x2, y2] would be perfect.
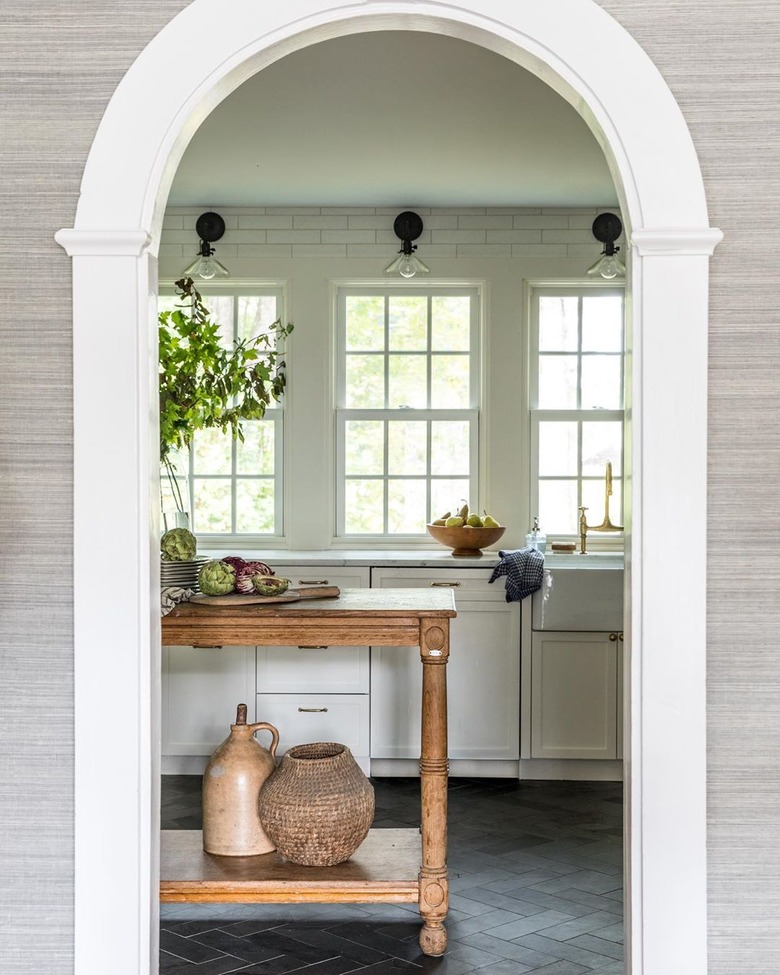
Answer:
[202, 703, 280, 855]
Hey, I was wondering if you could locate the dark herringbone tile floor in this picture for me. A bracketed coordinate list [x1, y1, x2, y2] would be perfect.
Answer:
[161, 776, 623, 974]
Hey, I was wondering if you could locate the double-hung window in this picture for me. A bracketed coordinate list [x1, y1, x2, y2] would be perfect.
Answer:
[335, 288, 480, 537]
[530, 286, 625, 537]
[158, 285, 286, 538]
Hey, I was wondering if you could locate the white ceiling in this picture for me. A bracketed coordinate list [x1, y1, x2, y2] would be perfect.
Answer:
[168, 31, 618, 208]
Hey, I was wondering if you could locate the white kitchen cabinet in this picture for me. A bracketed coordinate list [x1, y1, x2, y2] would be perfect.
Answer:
[256, 564, 371, 769]
[256, 693, 370, 773]
[161, 644, 255, 770]
[530, 630, 621, 760]
[370, 566, 520, 761]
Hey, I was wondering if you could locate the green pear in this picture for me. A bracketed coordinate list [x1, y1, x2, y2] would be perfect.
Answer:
[445, 516, 465, 527]
[466, 513, 483, 527]
[457, 502, 469, 520]
[432, 518, 447, 526]
[483, 514, 500, 528]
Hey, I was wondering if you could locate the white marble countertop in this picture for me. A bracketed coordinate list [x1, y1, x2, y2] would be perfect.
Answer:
[195, 548, 624, 570]
[197, 548, 504, 568]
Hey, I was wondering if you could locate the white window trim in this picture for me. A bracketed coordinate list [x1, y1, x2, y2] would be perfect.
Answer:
[159, 279, 289, 545]
[528, 281, 626, 545]
[333, 284, 482, 545]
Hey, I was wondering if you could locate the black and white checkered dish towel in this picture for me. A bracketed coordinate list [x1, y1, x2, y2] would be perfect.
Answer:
[488, 547, 545, 602]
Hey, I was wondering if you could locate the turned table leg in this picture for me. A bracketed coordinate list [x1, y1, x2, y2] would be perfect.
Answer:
[418, 618, 450, 957]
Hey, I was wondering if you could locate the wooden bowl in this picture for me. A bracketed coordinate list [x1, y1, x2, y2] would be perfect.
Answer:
[426, 523, 506, 557]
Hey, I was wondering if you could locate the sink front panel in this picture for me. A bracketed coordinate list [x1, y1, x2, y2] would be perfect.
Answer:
[532, 564, 624, 630]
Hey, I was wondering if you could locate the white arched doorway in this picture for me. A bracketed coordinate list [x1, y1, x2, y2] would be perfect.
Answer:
[56, 3, 721, 974]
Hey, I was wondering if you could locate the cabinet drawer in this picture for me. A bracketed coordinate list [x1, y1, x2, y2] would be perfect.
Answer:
[257, 645, 369, 694]
[257, 693, 370, 763]
[271, 565, 370, 590]
[370, 565, 506, 602]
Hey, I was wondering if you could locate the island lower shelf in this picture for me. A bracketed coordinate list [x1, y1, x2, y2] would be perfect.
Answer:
[160, 828, 421, 904]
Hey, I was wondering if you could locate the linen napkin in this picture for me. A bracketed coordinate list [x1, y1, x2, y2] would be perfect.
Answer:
[161, 586, 194, 616]
[488, 547, 545, 602]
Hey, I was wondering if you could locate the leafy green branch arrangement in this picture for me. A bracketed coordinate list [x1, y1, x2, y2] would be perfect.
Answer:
[159, 276, 293, 511]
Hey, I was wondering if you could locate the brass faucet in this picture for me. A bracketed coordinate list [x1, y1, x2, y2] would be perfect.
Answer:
[578, 462, 623, 555]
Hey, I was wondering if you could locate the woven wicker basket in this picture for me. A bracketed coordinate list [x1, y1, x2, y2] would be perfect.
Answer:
[258, 742, 374, 866]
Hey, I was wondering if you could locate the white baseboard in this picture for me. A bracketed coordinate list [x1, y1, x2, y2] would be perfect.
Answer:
[163, 755, 623, 781]
[162, 756, 209, 775]
[519, 759, 623, 781]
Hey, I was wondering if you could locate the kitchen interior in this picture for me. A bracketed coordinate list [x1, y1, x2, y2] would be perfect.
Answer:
[158, 30, 626, 975]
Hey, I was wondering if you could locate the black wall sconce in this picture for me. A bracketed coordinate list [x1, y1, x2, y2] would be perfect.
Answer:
[183, 211, 230, 280]
[587, 212, 625, 280]
[384, 211, 430, 278]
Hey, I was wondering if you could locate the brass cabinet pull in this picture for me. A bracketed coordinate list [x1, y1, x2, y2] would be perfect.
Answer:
[193, 645, 223, 649]
[609, 632, 618, 641]
[619, 632, 624, 641]
[298, 706, 328, 713]
[297, 645, 329, 650]
[299, 579, 328, 585]
[430, 581, 461, 587]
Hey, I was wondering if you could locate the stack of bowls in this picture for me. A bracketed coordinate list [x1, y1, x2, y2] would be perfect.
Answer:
[160, 556, 209, 592]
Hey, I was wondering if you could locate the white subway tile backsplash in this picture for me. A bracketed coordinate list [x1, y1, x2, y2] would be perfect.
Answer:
[159, 243, 184, 258]
[456, 243, 511, 257]
[375, 206, 431, 215]
[458, 214, 513, 229]
[346, 244, 399, 258]
[566, 243, 608, 258]
[322, 230, 376, 244]
[235, 244, 293, 258]
[432, 229, 487, 244]
[431, 206, 485, 214]
[162, 229, 199, 244]
[542, 229, 597, 244]
[229, 230, 269, 244]
[421, 215, 458, 229]
[568, 213, 603, 228]
[162, 206, 619, 262]
[486, 229, 542, 244]
[267, 230, 322, 244]
[513, 214, 569, 229]
[292, 243, 347, 257]
[293, 215, 349, 229]
[238, 215, 294, 229]
[348, 215, 394, 229]
[486, 206, 542, 215]
[376, 230, 432, 245]
[265, 206, 324, 215]
[512, 243, 568, 256]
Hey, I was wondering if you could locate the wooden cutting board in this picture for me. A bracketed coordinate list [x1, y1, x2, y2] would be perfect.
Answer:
[188, 586, 340, 606]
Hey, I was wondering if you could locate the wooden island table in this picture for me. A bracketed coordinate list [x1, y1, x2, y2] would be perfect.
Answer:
[160, 588, 456, 956]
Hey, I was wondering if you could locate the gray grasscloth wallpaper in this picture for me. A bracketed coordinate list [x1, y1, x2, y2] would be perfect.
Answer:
[1, 2, 778, 972]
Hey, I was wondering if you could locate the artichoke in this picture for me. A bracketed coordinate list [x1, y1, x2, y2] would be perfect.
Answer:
[160, 527, 197, 562]
[198, 560, 236, 595]
[251, 574, 290, 596]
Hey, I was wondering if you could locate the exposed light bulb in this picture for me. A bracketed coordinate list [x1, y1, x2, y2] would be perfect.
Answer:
[183, 250, 230, 280]
[587, 250, 625, 280]
[399, 254, 417, 278]
[198, 256, 218, 280]
[385, 250, 430, 278]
